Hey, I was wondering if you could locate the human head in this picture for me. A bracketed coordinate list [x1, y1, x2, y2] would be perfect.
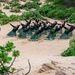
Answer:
[54, 21, 57, 24]
[17, 25, 20, 28]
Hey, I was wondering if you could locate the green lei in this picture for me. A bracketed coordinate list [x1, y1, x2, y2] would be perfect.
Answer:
[65, 29, 69, 32]
[51, 29, 55, 33]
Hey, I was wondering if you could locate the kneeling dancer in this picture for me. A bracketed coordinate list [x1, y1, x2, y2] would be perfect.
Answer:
[60, 24, 75, 39]
[7, 23, 20, 37]
[29, 23, 46, 41]
[18, 26, 30, 38]
[45, 24, 62, 40]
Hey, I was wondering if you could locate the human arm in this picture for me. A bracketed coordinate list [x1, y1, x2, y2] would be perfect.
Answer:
[10, 23, 15, 27]
[64, 26, 68, 29]
[25, 19, 28, 23]
[67, 24, 72, 26]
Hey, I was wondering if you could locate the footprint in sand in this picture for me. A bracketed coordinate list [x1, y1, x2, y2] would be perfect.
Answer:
[20, 41, 29, 45]
[38, 39, 44, 43]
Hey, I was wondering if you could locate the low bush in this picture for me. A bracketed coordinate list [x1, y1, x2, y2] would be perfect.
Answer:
[9, 15, 20, 21]
[39, 4, 66, 19]
[39, 4, 54, 16]
[10, 7, 20, 13]
[21, 0, 26, 2]
[61, 45, 75, 56]
[45, 0, 66, 6]
[0, 13, 9, 25]
[4, 5, 10, 9]
[55, 10, 66, 19]
[19, 1, 40, 10]
[0, 10, 3, 13]
[31, 0, 40, 2]
[69, 38, 75, 46]
[52, 0, 66, 5]
[65, 7, 75, 18]
[0, 0, 6, 2]
[61, 38, 75, 56]
[25, 1, 40, 10]
[10, 2, 20, 7]
[68, 13, 75, 23]
[20, 11, 43, 20]
[47, 9, 57, 18]
[39, 4, 75, 21]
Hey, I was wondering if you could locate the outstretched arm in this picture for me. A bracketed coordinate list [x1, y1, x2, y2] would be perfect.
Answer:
[57, 23, 61, 25]
[64, 26, 68, 30]
[10, 23, 15, 27]
[19, 21, 25, 27]
[67, 24, 72, 26]
[21, 23, 25, 27]
[25, 19, 28, 23]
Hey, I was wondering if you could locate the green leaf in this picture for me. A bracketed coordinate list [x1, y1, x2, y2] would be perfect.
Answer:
[13, 50, 20, 57]
[5, 41, 15, 52]
[0, 46, 5, 52]
[3, 57, 12, 63]
[0, 58, 2, 63]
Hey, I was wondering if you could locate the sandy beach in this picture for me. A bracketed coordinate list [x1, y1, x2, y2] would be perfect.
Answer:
[0, 22, 75, 75]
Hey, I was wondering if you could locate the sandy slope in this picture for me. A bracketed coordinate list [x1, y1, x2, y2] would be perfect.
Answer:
[0, 22, 75, 75]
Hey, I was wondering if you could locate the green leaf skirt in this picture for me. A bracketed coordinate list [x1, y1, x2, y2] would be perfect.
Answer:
[45, 33, 56, 40]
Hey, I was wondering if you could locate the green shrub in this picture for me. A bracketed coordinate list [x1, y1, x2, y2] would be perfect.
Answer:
[9, 15, 20, 21]
[4, 5, 10, 9]
[47, 10, 57, 18]
[0, 10, 3, 13]
[0, 41, 20, 75]
[0, 0, 6, 2]
[68, 13, 75, 23]
[37, 2, 42, 5]
[40, 4, 66, 19]
[0, 13, 9, 25]
[61, 38, 75, 56]
[39, 4, 66, 17]
[10, 7, 20, 13]
[45, 0, 66, 5]
[25, 1, 39, 10]
[61, 44, 75, 56]
[10, 2, 20, 7]
[53, 0, 66, 5]
[65, 8, 75, 18]
[39, 4, 54, 16]
[31, 0, 40, 2]
[45, 0, 53, 3]
[21, 0, 26, 2]
[69, 38, 75, 46]
[55, 10, 66, 19]
[20, 11, 43, 20]
[61, 46, 75, 56]
[39, 4, 75, 21]
[55, 5, 67, 10]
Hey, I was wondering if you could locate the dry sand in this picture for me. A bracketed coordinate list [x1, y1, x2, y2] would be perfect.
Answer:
[0, 21, 75, 75]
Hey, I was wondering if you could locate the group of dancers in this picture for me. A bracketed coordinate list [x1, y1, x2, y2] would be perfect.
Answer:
[7, 18, 75, 41]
